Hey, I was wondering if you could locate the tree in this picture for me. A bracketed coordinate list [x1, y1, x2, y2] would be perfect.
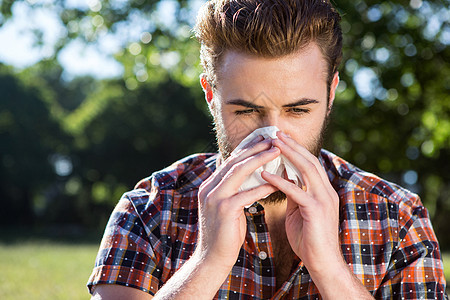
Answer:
[327, 0, 450, 246]
[63, 76, 213, 228]
[0, 64, 71, 225]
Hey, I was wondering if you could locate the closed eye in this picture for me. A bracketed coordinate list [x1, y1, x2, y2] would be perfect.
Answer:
[235, 108, 259, 115]
[287, 107, 310, 114]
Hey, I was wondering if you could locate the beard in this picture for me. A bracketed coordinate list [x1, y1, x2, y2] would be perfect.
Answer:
[212, 109, 330, 205]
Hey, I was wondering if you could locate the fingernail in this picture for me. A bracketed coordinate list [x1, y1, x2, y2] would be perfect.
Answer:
[262, 170, 273, 176]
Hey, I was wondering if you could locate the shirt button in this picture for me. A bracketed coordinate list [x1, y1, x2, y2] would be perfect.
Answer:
[258, 251, 267, 260]
[248, 207, 257, 214]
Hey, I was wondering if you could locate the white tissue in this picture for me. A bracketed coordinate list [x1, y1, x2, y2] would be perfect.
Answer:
[233, 126, 303, 193]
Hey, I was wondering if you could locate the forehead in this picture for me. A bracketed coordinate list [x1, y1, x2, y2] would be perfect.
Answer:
[215, 43, 329, 103]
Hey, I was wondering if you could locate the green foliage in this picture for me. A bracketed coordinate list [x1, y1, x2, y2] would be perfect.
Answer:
[333, 0, 449, 158]
[0, 60, 213, 228]
[0, 64, 71, 224]
[324, 0, 450, 246]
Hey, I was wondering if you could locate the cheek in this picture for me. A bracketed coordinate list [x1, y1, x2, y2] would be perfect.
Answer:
[284, 112, 327, 141]
[228, 122, 255, 147]
[222, 112, 257, 136]
[215, 112, 249, 149]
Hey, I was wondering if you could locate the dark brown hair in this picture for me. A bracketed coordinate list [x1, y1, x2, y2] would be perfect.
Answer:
[194, 0, 342, 89]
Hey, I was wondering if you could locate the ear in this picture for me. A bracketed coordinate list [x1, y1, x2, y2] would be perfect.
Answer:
[327, 71, 339, 114]
[200, 73, 214, 105]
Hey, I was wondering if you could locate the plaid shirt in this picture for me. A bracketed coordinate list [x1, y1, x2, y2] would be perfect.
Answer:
[87, 150, 448, 299]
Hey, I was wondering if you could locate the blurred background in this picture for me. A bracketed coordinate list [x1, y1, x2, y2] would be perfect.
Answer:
[0, 0, 448, 298]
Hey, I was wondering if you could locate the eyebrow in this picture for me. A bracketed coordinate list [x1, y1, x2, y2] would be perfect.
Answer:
[226, 99, 263, 109]
[282, 98, 319, 108]
[225, 98, 319, 108]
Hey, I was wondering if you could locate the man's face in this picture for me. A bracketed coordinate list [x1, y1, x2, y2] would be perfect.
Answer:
[210, 42, 337, 161]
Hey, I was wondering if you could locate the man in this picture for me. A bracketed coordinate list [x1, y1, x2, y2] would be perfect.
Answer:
[88, 0, 448, 299]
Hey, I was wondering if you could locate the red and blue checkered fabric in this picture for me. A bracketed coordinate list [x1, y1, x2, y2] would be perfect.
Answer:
[87, 150, 448, 299]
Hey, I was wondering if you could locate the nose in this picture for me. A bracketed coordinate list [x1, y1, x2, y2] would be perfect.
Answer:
[257, 109, 292, 138]
[260, 110, 281, 129]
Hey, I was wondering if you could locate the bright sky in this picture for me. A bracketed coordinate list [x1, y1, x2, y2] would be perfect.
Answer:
[0, 0, 205, 79]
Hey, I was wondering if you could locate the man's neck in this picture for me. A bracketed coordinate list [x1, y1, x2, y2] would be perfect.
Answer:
[261, 199, 287, 229]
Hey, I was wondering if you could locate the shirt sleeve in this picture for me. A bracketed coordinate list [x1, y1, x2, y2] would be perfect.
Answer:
[375, 196, 448, 299]
[87, 186, 165, 296]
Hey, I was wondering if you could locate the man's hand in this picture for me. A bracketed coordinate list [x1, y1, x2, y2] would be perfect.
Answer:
[196, 135, 280, 270]
[154, 135, 280, 299]
[261, 132, 373, 299]
[261, 131, 340, 272]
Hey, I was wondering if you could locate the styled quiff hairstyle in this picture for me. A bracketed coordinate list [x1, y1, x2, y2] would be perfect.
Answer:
[194, 0, 342, 90]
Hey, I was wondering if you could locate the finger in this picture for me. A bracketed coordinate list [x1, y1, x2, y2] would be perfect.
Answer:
[272, 139, 323, 193]
[231, 134, 264, 156]
[213, 146, 281, 197]
[276, 131, 316, 161]
[281, 169, 308, 194]
[232, 183, 279, 209]
[276, 132, 330, 185]
[201, 137, 272, 194]
[272, 137, 340, 209]
[205, 137, 271, 189]
[285, 195, 298, 215]
[261, 170, 308, 207]
[272, 138, 335, 198]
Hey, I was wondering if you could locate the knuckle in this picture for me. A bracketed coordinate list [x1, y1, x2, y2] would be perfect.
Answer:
[216, 198, 231, 214]
[252, 139, 271, 151]
[229, 162, 244, 175]
[225, 152, 240, 164]
[199, 185, 218, 207]
[215, 166, 227, 177]
[198, 181, 211, 199]
[202, 192, 220, 214]
[221, 168, 234, 183]
[304, 160, 316, 171]
[230, 140, 271, 161]
[199, 180, 208, 191]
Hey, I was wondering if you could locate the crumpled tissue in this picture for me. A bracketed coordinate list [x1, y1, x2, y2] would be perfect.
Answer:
[232, 126, 303, 193]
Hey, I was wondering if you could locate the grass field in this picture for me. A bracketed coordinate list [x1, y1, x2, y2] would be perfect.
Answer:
[0, 241, 99, 299]
[0, 227, 102, 300]
[0, 234, 449, 299]
[444, 252, 450, 293]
